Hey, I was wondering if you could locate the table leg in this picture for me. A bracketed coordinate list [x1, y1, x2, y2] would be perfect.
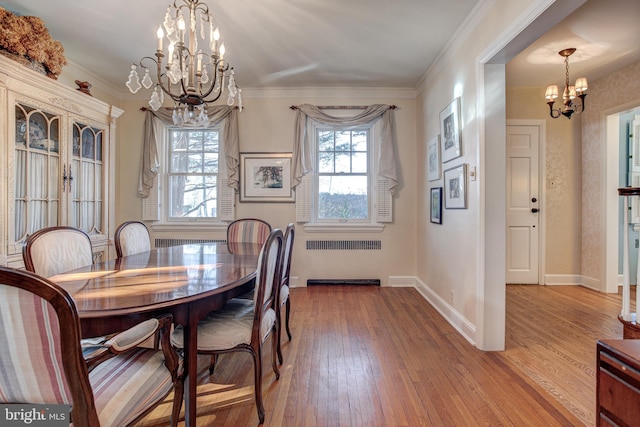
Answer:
[183, 316, 198, 426]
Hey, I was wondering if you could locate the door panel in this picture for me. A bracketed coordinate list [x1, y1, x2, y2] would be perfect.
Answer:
[506, 125, 540, 284]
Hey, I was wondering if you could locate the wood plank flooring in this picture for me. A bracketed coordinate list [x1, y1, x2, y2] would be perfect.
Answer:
[134, 284, 627, 426]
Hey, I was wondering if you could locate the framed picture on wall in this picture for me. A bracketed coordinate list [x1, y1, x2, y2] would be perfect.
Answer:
[427, 135, 441, 181]
[440, 97, 462, 163]
[430, 187, 443, 224]
[240, 152, 294, 202]
[444, 163, 467, 209]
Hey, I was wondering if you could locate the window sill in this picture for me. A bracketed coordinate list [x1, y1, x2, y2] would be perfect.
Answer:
[303, 223, 385, 233]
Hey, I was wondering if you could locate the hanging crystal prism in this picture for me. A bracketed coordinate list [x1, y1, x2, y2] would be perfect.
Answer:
[196, 106, 208, 127]
[142, 69, 153, 89]
[201, 68, 209, 84]
[168, 62, 181, 84]
[148, 88, 162, 111]
[238, 88, 243, 112]
[163, 7, 176, 37]
[125, 65, 141, 93]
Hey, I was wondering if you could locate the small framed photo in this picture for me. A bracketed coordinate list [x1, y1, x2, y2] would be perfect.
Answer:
[240, 152, 294, 202]
[444, 163, 467, 209]
[427, 135, 441, 182]
[430, 187, 443, 224]
[440, 98, 462, 163]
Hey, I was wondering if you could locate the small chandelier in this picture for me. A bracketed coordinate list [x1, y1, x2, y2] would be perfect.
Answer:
[544, 48, 587, 119]
[125, 0, 242, 126]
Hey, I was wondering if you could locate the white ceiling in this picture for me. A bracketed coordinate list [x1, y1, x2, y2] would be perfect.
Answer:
[1, 0, 638, 93]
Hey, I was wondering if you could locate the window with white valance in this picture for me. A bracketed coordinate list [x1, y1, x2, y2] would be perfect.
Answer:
[139, 107, 239, 223]
[291, 104, 399, 229]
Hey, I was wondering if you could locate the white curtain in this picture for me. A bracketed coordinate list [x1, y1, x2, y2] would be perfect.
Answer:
[291, 104, 399, 194]
[138, 106, 240, 198]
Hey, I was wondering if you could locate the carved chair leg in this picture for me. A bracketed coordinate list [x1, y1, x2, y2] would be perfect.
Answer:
[285, 298, 292, 341]
[252, 347, 265, 424]
[170, 377, 185, 427]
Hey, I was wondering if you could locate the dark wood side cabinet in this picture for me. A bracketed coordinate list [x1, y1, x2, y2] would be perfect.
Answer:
[596, 340, 640, 426]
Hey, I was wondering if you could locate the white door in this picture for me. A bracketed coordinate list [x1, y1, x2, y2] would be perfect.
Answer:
[506, 124, 540, 284]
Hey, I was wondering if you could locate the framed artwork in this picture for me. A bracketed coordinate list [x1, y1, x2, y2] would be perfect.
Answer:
[430, 187, 443, 224]
[240, 152, 294, 202]
[440, 97, 462, 163]
[444, 163, 467, 209]
[427, 135, 441, 182]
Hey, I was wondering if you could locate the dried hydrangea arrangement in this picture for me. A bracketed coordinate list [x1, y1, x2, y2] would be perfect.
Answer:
[0, 7, 67, 78]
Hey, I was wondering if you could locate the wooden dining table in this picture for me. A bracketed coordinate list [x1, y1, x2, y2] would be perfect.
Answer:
[49, 242, 261, 426]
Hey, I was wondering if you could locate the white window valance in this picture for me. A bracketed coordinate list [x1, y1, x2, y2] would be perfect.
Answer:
[291, 104, 399, 195]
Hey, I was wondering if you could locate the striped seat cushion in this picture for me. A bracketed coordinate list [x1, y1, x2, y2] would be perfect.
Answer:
[0, 287, 73, 404]
[171, 299, 276, 350]
[90, 348, 180, 426]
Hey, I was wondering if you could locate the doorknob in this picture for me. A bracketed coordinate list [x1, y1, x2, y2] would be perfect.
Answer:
[531, 208, 539, 213]
[531, 197, 537, 203]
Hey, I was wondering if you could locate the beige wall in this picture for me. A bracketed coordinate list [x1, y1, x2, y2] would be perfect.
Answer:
[113, 90, 417, 287]
[506, 87, 582, 276]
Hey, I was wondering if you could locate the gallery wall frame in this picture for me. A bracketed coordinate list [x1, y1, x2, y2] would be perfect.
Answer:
[443, 163, 467, 209]
[430, 187, 443, 224]
[240, 152, 294, 202]
[427, 135, 441, 181]
[440, 97, 462, 163]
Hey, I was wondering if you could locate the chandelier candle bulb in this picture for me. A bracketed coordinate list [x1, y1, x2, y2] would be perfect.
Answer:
[157, 27, 164, 51]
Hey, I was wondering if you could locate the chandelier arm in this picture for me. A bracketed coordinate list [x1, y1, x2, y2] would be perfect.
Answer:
[547, 101, 562, 119]
[198, 62, 228, 102]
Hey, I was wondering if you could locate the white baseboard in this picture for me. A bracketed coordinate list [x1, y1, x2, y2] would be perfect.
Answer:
[543, 274, 582, 285]
[389, 276, 476, 347]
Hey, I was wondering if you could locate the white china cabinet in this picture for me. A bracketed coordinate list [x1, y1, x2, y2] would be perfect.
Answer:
[0, 54, 123, 268]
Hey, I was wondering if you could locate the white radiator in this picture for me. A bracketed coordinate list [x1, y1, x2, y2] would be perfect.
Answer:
[154, 238, 225, 248]
[305, 240, 382, 250]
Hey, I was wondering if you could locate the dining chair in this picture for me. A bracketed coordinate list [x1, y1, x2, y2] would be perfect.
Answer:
[0, 266, 184, 427]
[171, 228, 284, 424]
[226, 218, 272, 246]
[276, 223, 295, 365]
[22, 226, 156, 365]
[23, 226, 94, 278]
[114, 220, 151, 257]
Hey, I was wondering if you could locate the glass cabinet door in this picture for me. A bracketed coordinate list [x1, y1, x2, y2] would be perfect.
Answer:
[13, 104, 61, 248]
[71, 122, 104, 236]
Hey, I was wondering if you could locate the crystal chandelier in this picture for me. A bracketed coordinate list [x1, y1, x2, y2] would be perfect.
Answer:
[544, 48, 587, 119]
[125, 0, 242, 126]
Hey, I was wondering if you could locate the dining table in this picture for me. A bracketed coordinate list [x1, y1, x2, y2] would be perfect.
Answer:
[49, 242, 262, 426]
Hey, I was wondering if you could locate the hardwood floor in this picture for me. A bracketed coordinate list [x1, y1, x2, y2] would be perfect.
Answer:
[134, 284, 626, 426]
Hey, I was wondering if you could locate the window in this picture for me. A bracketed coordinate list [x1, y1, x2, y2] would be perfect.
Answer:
[167, 128, 219, 219]
[317, 127, 370, 221]
[143, 123, 234, 225]
[295, 120, 392, 230]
